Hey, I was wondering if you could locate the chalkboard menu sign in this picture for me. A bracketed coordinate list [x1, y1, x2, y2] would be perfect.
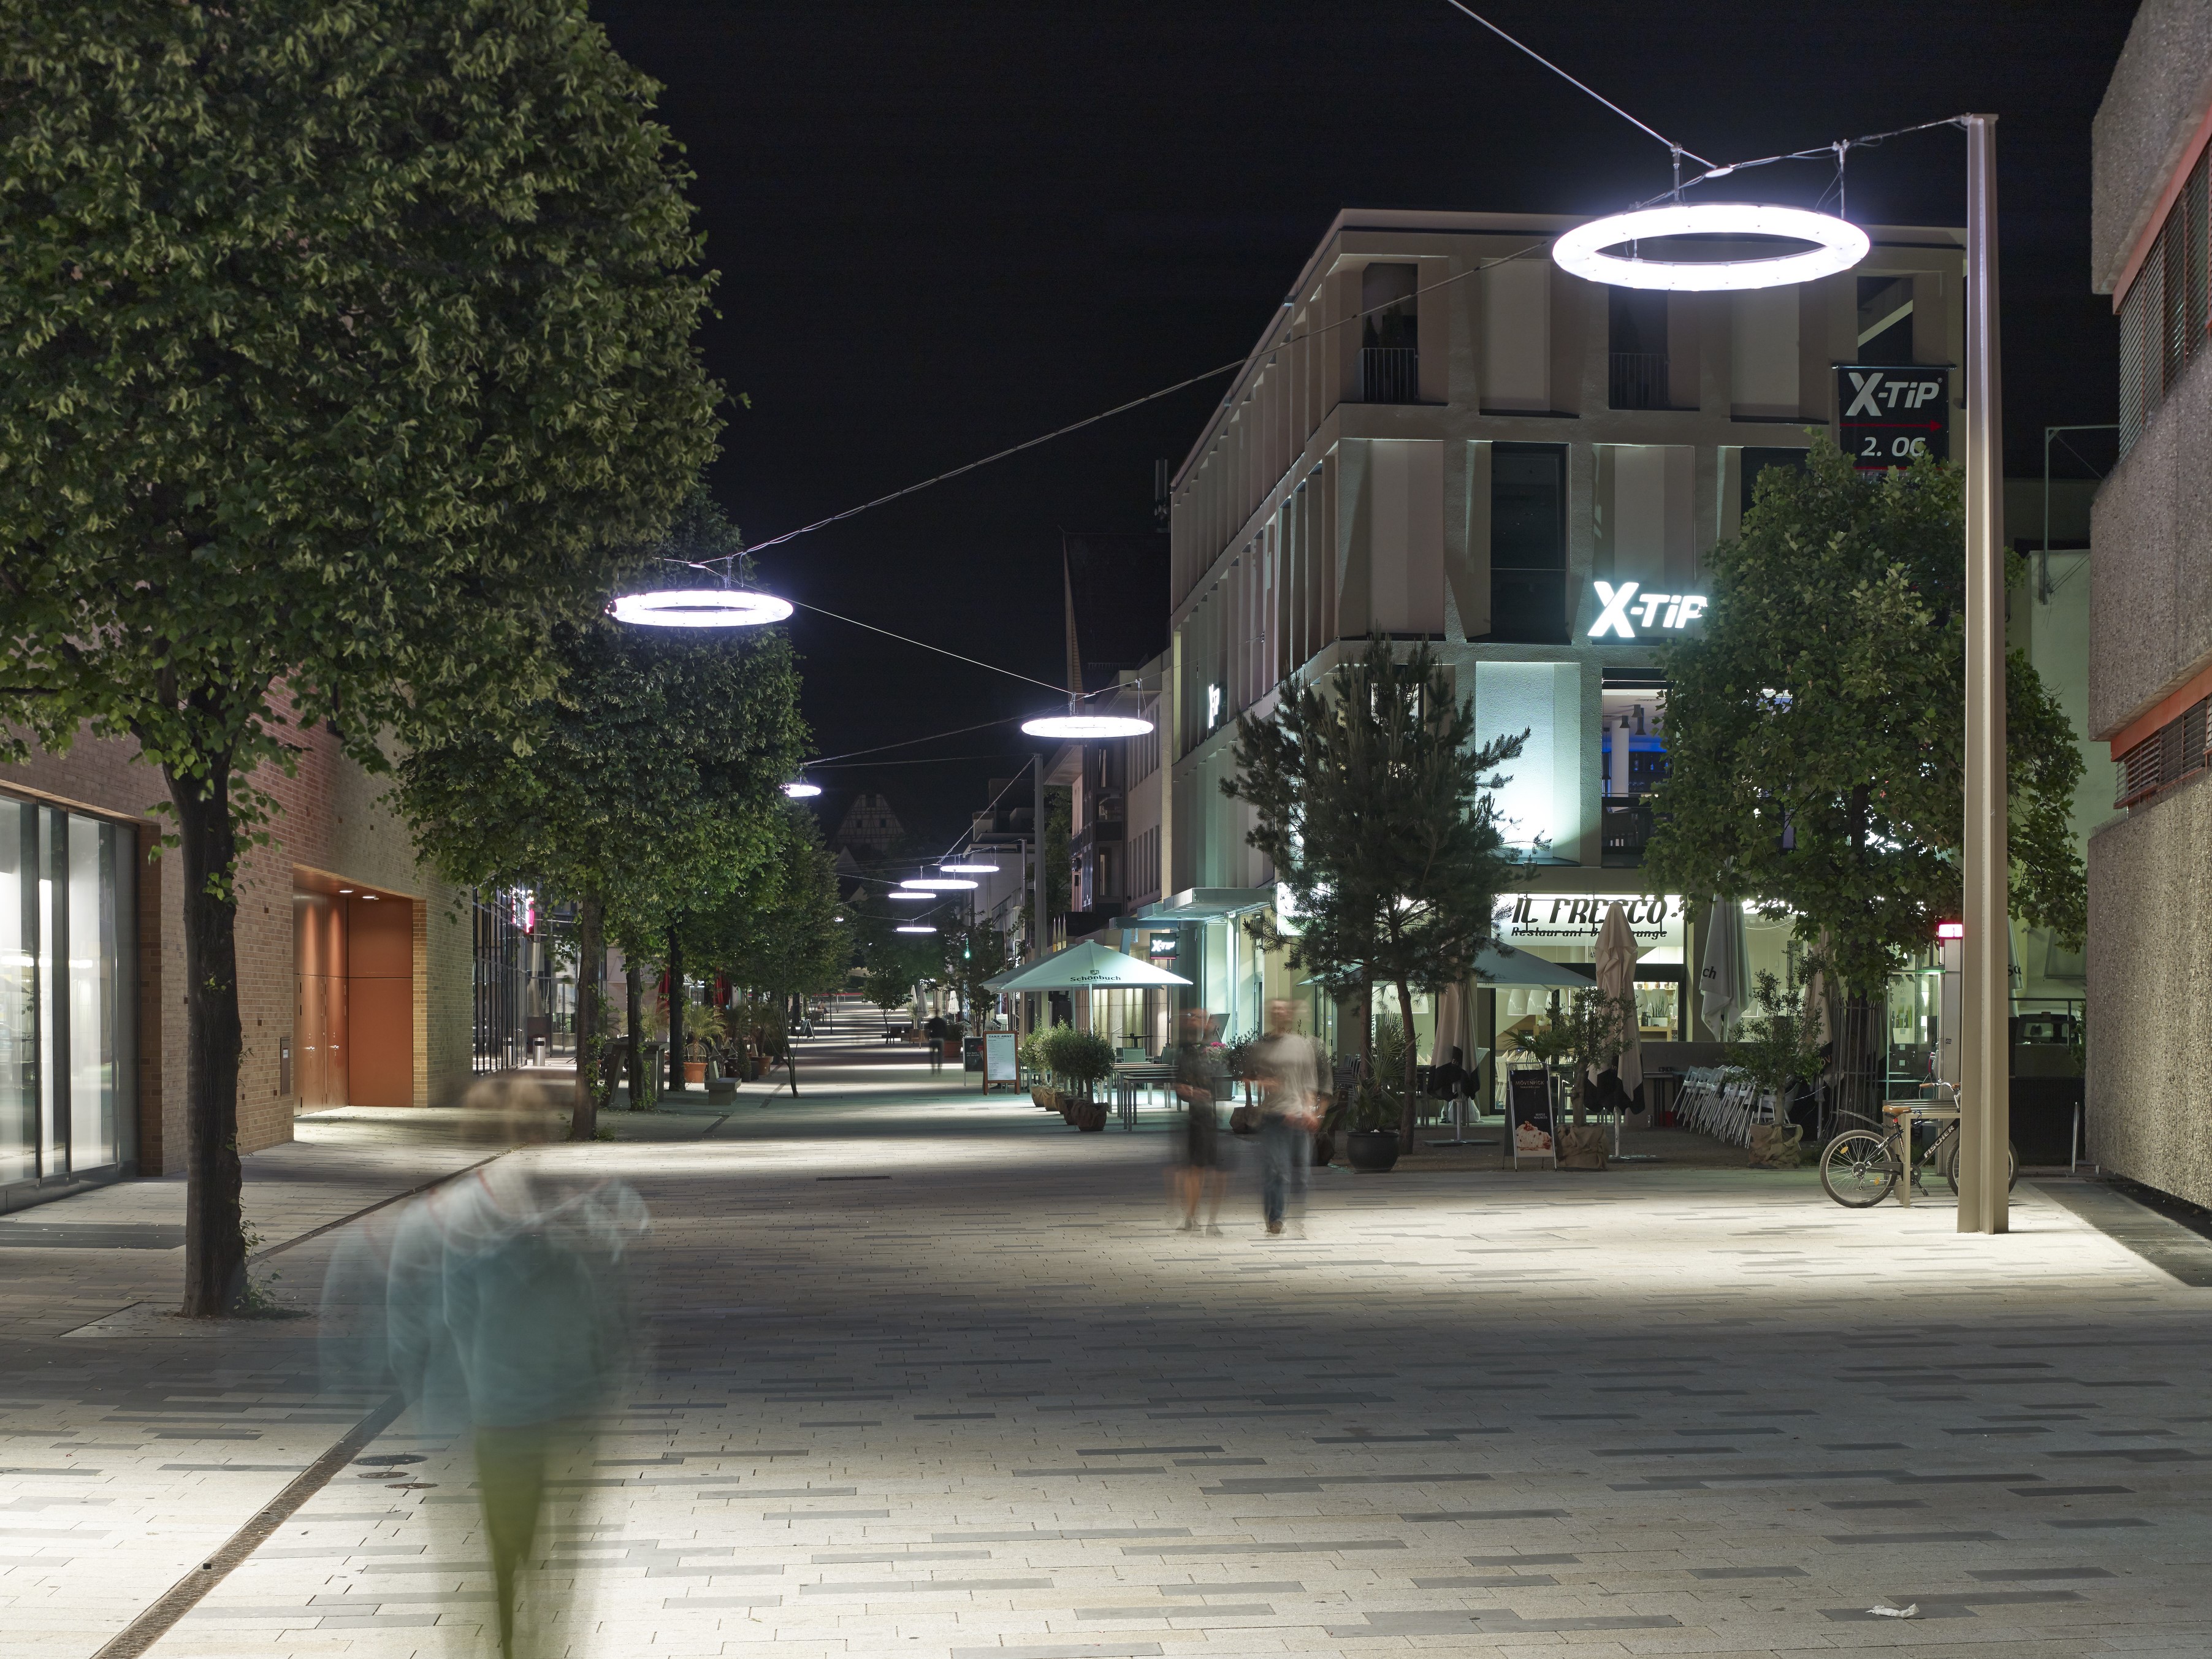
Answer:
[1509, 1067, 1556, 1165]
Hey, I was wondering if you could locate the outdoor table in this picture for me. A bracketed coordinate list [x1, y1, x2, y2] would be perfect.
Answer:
[1112, 1062, 1175, 1131]
[1882, 1097, 1960, 1208]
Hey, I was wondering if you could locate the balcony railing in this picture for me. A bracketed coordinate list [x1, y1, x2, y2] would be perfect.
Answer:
[1600, 798, 1655, 866]
[1610, 351, 1680, 410]
[1358, 345, 1419, 404]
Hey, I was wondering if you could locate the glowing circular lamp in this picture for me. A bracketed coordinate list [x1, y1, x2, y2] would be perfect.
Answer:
[900, 877, 977, 891]
[888, 890, 932, 901]
[608, 588, 793, 628]
[895, 925, 939, 934]
[781, 779, 822, 799]
[1020, 711, 1155, 739]
[1552, 203, 1868, 292]
[939, 860, 999, 874]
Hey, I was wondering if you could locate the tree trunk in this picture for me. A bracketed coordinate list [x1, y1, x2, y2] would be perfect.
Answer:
[666, 927, 684, 1096]
[625, 960, 646, 1108]
[570, 896, 606, 1142]
[170, 763, 246, 1317]
[787, 997, 800, 1096]
[1395, 977, 1420, 1150]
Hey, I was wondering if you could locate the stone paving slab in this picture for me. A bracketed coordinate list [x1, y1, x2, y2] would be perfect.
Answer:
[6, 1020, 2208, 1658]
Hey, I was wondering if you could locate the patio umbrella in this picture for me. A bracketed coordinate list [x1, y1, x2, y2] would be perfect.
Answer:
[1430, 982, 1463, 1066]
[989, 940, 1192, 994]
[1698, 899, 1747, 1039]
[1594, 901, 1642, 1098]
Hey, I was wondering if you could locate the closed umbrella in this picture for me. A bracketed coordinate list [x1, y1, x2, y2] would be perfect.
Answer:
[1430, 982, 1463, 1067]
[1698, 899, 1747, 1040]
[1594, 901, 1642, 1097]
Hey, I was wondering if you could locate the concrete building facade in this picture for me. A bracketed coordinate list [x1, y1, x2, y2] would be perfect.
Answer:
[1147, 206, 1975, 1085]
[0, 721, 475, 1211]
[2087, 0, 2212, 1208]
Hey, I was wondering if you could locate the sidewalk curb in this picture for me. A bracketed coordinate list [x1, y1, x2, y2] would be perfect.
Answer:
[88, 1391, 405, 1659]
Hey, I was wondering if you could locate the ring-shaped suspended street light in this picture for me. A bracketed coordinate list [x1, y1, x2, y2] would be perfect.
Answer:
[939, 860, 999, 874]
[609, 588, 794, 628]
[901, 877, 977, 891]
[1020, 700, 1154, 739]
[781, 778, 822, 798]
[888, 890, 933, 901]
[1552, 202, 1869, 291]
[895, 925, 939, 934]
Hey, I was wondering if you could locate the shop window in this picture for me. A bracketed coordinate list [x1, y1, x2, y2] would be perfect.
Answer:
[1598, 681, 1668, 866]
[1489, 444, 1566, 644]
[1855, 275, 1916, 364]
[0, 796, 134, 1194]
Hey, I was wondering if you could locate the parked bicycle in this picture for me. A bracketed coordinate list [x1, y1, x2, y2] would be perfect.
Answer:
[1818, 1084, 2018, 1208]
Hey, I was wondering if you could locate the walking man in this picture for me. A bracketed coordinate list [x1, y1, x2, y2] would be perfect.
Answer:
[1250, 998, 1325, 1235]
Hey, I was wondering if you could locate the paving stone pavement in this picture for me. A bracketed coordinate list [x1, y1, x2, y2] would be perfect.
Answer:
[4, 1026, 2209, 1658]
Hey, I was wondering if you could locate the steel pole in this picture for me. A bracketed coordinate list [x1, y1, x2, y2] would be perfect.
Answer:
[1959, 113, 2008, 1234]
[1033, 755, 1047, 966]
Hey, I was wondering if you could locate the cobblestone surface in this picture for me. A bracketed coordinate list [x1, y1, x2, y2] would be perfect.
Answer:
[4, 1035, 2208, 1658]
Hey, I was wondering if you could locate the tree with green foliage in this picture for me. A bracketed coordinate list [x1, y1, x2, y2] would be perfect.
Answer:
[1224, 633, 1526, 1149]
[698, 806, 850, 1094]
[400, 606, 805, 1137]
[940, 914, 1011, 1032]
[1726, 964, 1828, 1123]
[0, 1, 718, 1313]
[1644, 439, 2086, 997]
[849, 891, 943, 1021]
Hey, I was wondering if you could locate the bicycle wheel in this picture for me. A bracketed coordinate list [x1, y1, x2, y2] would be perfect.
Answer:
[1942, 1139, 2021, 1195]
[1820, 1129, 1900, 1208]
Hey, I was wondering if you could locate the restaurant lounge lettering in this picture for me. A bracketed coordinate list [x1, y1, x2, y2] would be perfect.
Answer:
[1501, 893, 1686, 948]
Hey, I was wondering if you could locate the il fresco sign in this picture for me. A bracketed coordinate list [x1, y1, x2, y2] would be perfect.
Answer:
[1499, 892, 1687, 950]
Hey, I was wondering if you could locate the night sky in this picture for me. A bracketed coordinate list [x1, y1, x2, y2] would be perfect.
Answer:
[595, 0, 2137, 852]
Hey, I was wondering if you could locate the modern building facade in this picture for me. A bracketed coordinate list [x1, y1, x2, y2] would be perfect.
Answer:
[2087, 0, 2212, 1208]
[1145, 206, 1977, 1089]
[0, 721, 476, 1211]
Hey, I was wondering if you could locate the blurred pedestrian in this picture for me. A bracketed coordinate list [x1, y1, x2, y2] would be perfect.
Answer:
[322, 1086, 649, 1658]
[1170, 1007, 1228, 1232]
[1250, 998, 1325, 1235]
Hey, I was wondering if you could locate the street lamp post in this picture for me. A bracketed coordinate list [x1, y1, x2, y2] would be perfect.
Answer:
[1959, 113, 2008, 1234]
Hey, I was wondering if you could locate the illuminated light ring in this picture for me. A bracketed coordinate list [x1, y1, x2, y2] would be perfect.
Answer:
[939, 861, 999, 874]
[888, 890, 932, 901]
[1552, 204, 1869, 292]
[1021, 713, 1155, 739]
[900, 878, 978, 891]
[780, 780, 822, 798]
[608, 588, 794, 628]
[895, 925, 939, 934]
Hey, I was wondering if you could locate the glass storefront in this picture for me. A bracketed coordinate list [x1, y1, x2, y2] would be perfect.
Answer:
[1, 795, 136, 1194]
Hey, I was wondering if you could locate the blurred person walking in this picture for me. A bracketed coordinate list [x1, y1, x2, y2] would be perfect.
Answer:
[322, 1085, 649, 1658]
[1170, 1007, 1229, 1232]
[1251, 999, 1325, 1235]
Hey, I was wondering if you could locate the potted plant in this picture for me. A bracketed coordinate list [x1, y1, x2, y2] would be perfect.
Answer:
[1020, 1028, 1058, 1109]
[1043, 1026, 1116, 1131]
[1345, 1013, 1409, 1171]
[1728, 962, 1826, 1169]
[1515, 988, 1636, 1169]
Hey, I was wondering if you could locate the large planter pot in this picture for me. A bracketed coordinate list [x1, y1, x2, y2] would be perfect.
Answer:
[1346, 1129, 1401, 1172]
[1070, 1100, 1108, 1132]
[683, 1060, 707, 1086]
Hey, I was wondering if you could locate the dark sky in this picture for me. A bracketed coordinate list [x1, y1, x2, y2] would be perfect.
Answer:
[595, 0, 2137, 852]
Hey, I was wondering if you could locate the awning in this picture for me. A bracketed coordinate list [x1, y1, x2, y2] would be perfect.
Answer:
[989, 940, 1193, 993]
[1471, 944, 1595, 988]
[1124, 886, 1276, 923]
[1302, 944, 1593, 993]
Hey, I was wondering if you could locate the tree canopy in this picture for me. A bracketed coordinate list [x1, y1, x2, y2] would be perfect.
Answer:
[0, 0, 720, 1311]
[399, 605, 806, 1132]
[1224, 633, 1525, 1145]
[1643, 440, 2086, 993]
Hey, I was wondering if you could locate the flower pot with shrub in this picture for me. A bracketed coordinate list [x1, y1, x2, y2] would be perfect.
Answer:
[1344, 1071, 1402, 1172]
[1041, 1026, 1117, 1128]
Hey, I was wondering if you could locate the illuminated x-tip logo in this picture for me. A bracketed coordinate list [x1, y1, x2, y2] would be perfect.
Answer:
[1842, 370, 1945, 419]
[1588, 581, 1707, 639]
